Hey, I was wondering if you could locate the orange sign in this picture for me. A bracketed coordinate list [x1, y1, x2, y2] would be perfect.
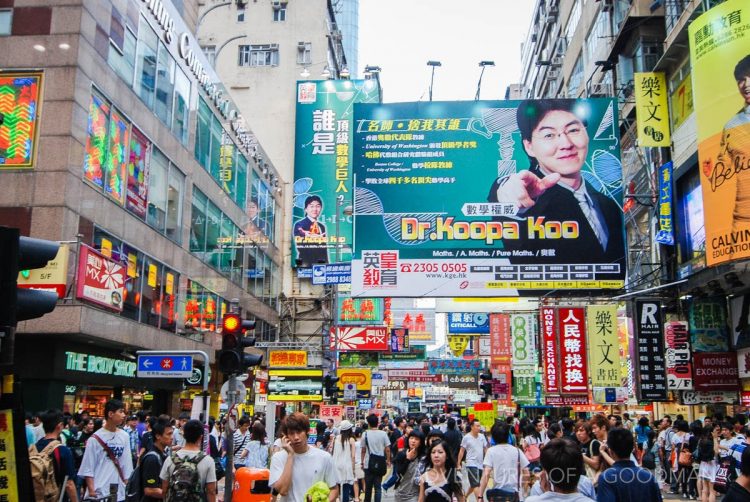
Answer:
[269, 351, 308, 368]
[336, 367, 372, 391]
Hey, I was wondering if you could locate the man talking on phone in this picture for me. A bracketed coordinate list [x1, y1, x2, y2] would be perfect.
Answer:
[269, 412, 339, 502]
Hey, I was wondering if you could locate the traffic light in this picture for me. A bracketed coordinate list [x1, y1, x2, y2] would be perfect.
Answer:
[0, 227, 60, 328]
[479, 372, 493, 401]
[323, 374, 339, 404]
[218, 313, 262, 374]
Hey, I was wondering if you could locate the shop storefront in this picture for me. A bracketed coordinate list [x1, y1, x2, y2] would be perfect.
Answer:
[16, 338, 182, 416]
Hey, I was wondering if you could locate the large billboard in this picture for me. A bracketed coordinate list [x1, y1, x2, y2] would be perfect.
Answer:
[689, 0, 750, 266]
[350, 99, 624, 297]
[292, 80, 380, 267]
[0, 71, 43, 169]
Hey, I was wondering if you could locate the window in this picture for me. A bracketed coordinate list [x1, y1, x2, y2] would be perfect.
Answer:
[166, 167, 184, 242]
[134, 17, 158, 109]
[195, 99, 212, 168]
[172, 67, 190, 145]
[566, 0, 581, 41]
[0, 10, 12, 36]
[154, 44, 176, 125]
[108, 26, 137, 84]
[146, 148, 184, 243]
[567, 54, 584, 97]
[585, 8, 611, 68]
[239, 44, 279, 67]
[190, 190, 208, 254]
[297, 42, 312, 65]
[202, 45, 216, 67]
[237, 4, 246, 22]
[273, 7, 286, 22]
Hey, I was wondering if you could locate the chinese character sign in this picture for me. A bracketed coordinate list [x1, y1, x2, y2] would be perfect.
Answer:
[447, 313, 490, 334]
[558, 308, 588, 394]
[510, 313, 537, 368]
[320, 405, 344, 424]
[655, 161, 675, 245]
[634, 300, 668, 401]
[586, 305, 621, 389]
[0, 410, 17, 501]
[390, 328, 409, 353]
[489, 314, 512, 370]
[351, 99, 625, 297]
[689, 0, 750, 266]
[293, 80, 380, 267]
[689, 298, 729, 352]
[540, 308, 560, 394]
[336, 295, 384, 325]
[268, 351, 308, 368]
[664, 321, 693, 390]
[634, 72, 671, 147]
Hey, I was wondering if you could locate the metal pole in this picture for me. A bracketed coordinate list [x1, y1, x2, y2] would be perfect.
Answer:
[224, 374, 238, 502]
[429, 66, 435, 102]
[474, 65, 486, 101]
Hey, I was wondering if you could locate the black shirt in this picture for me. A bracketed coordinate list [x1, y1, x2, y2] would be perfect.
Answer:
[725, 481, 750, 502]
[140, 448, 167, 502]
[581, 439, 601, 458]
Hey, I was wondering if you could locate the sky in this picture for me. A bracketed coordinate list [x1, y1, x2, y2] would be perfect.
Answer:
[358, 0, 536, 103]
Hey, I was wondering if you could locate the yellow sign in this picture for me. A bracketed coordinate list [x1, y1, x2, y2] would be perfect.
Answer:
[147, 264, 157, 288]
[268, 369, 324, 402]
[586, 305, 621, 393]
[0, 409, 18, 501]
[471, 407, 496, 430]
[448, 335, 470, 357]
[100, 238, 112, 258]
[670, 71, 693, 130]
[690, 0, 750, 266]
[165, 273, 174, 295]
[127, 253, 137, 278]
[634, 72, 671, 147]
[269, 350, 308, 368]
[337, 367, 372, 392]
[17, 244, 69, 298]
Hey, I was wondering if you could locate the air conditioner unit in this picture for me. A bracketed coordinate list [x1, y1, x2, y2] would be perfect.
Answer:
[537, 48, 551, 65]
[589, 82, 612, 97]
[297, 41, 307, 49]
[546, 13, 558, 23]
[270, 43, 279, 50]
[551, 56, 563, 67]
[548, 69, 560, 80]
[272, 1, 282, 10]
[602, 0, 614, 12]
[531, 29, 538, 43]
[555, 39, 567, 56]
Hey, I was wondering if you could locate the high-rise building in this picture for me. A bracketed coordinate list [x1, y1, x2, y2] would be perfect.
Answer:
[0, 0, 281, 414]
[333, 0, 360, 78]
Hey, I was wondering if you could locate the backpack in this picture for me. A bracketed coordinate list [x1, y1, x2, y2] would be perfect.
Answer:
[29, 440, 62, 502]
[125, 451, 161, 502]
[166, 452, 205, 502]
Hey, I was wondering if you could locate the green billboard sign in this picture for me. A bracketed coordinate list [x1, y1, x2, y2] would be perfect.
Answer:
[292, 80, 379, 267]
[351, 99, 624, 297]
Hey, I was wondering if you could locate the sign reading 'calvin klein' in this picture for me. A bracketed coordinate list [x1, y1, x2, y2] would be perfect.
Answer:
[635, 300, 668, 401]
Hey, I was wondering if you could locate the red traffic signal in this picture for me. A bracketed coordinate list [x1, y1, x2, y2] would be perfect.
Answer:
[219, 313, 262, 374]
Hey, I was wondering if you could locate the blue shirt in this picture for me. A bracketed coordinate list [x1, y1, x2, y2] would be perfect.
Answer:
[596, 460, 662, 502]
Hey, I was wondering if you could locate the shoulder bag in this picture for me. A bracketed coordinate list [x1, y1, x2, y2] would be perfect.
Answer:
[364, 432, 387, 476]
[92, 433, 127, 483]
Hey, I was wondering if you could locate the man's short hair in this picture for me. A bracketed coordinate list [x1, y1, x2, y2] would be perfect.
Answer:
[178, 412, 191, 421]
[734, 55, 750, 81]
[304, 195, 322, 209]
[447, 418, 456, 429]
[366, 414, 379, 428]
[104, 399, 124, 419]
[516, 99, 588, 142]
[238, 416, 251, 427]
[607, 428, 634, 459]
[152, 417, 173, 438]
[540, 438, 583, 491]
[182, 419, 204, 444]
[41, 409, 64, 434]
[589, 414, 609, 431]
[286, 412, 309, 434]
[394, 417, 404, 427]
[491, 422, 511, 444]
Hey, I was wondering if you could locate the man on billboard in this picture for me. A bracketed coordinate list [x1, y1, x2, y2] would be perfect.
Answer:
[293, 195, 328, 265]
[487, 99, 624, 265]
[718, 55, 750, 223]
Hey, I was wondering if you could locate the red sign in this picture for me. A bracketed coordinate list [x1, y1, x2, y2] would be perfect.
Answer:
[333, 326, 388, 351]
[558, 308, 588, 394]
[545, 395, 590, 406]
[693, 352, 739, 391]
[387, 369, 441, 382]
[489, 314, 512, 370]
[741, 391, 750, 407]
[540, 308, 560, 394]
[76, 245, 125, 311]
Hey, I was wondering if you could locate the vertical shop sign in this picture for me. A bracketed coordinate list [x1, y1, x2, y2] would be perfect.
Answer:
[665, 321, 693, 389]
[558, 308, 588, 394]
[510, 313, 536, 368]
[635, 300, 668, 401]
[489, 314, 512, 369]
[540, 308, 560, 394]
[634, 72, 671, 147]
[655, 161, 675, 245]
[586, 305, 621, 389]
[689, 298, 729, 352]
[0, 410, 17, 501]
[390, 328, 409, 353]
[126, 127, 150, 219]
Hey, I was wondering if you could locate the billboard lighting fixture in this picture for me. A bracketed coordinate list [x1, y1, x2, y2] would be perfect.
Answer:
[300, 67, 311, 78]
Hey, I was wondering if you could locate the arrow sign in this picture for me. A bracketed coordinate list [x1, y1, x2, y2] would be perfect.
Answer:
[562, 385, 587, 391]
[138, 355, 194, 379]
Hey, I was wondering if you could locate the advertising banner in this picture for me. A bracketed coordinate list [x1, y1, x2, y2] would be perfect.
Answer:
[388, 369, 441, 382]
[293, 79, 379, 267]
[681, 390, 738, 405]
[693, 352, 739, 391]
[634, 300, 668, 401]
[268, 370, 323, 401]
[510, 313, 537, 368]
[333, 326, 388, 351]
[490, 314, 512, 369]
[351, 99, 624, 297]
[126, 127, 150, 219]
[320, 405, 343, 424]
[689, 0, 750, 266]
[427, 359, 482, 375]
[738, 347, 750, 378]
[380, 346, 426, 361]
[514, 375, 537, 404]
[268, 351, 308, 368]
[336, 367, 372, 392]
[670, 71, 693, 130]
[540, 308, 560, 394]
[312, 263, 352, 285]
[730, 294, 750, 349]
[76, 245, 125, 311]
[444, 374, 479, 388]
[384, 297, 436, 344]
[0, 71, 43, 169]
[479, 337, 491, 356]
[634, 72, 671, 147]
[17, 243, 69, 299]
[664, 321, 693, 390]
[447, 335, 471, 357]
[390, 328, 409, 352]
[447, 313, 490, 334]
[655, 161, 675, 245]
[558, 308, 588, 394]
[337, 295, 384, 325]
[338, 352, 379, 368]
[689, 298, 729, 352]
[586, 305, 621, 390]
[0, 409, 17, 501]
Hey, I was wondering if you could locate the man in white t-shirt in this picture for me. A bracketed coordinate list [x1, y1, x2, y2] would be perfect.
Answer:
[160, 419, 217, 502]
[77, 400, 134, 502]
[360, 414, 391, 502]
[478, 422, 529, 501]
[270, 412, 339, 502]
[457, 418, 488, 501]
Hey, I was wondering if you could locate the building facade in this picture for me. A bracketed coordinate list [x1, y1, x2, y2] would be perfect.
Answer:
[0, 0, 282, 414]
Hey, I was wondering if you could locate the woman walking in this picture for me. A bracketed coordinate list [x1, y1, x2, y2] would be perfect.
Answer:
[332, 420, 357, 502]
[393, 430, 425, 502]
[243, 421, 270, 469]
[697, 425, 720, 502]
[418, 439, 464, 502]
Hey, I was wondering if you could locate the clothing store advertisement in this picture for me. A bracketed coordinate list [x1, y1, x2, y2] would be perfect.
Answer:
[292, 79, 380, 268]
[689, 0, 750, 266]
[350, 98, 625, 297]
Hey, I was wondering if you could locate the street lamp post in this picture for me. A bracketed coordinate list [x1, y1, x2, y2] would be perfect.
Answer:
[427, 60, 442, 101]
[364, 65, 382, 103]
[474, 61, 495, 100]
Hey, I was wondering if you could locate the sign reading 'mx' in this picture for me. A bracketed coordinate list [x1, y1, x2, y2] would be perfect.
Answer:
[137, 355, 194, 378]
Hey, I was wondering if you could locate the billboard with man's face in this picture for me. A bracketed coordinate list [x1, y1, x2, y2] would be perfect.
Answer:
[350, 99, 624, 297]
[689, 0, 750, 266]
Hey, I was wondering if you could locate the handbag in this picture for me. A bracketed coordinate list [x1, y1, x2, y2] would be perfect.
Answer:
[486, 448, 521, 502]
[678, 443, 693, 467]
[583, 440, 603, 487]
[364, 432, 387, 476]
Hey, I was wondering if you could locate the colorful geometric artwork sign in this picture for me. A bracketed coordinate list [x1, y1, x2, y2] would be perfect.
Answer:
[0, 71, 43, 169]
